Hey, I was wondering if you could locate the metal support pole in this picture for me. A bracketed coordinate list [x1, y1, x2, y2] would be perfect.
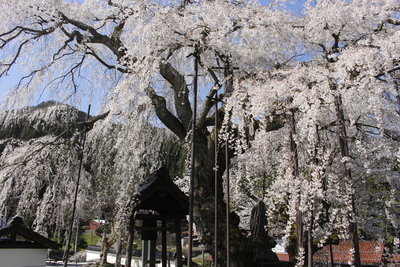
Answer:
[224, 61, 232, 267]
[63, 105, 91, 267]
[225, 139, 231, 267]
[214, 90, 219, 267]
[188, 51, 199, 267]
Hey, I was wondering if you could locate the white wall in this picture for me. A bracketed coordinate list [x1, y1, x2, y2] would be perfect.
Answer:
[0, 248, 48, 267]
[86, 250, 176, 267]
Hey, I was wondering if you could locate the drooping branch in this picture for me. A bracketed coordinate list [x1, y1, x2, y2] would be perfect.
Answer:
[0, 26, 57, 76]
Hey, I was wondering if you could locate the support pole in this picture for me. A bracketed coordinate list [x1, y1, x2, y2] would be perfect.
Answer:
[214, 90, 219, 267]
[224, 61, 232, 267]
[63, 105, 91, 267]
[188, 50, 199, 267]
[225, 139, 231, 267]
[162, 220, 167, 267]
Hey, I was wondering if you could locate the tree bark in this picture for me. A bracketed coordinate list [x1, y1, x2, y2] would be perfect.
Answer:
[334, 94, 361, 267]
[289, 108, 306, 266]
[146, 58, 282, 266]
[99, 229, 113, 265]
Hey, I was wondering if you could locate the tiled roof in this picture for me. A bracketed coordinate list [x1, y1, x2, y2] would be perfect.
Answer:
[313, 240, 384, 265]
[387, 254, 400, 263]
[276, 252, 290, 262]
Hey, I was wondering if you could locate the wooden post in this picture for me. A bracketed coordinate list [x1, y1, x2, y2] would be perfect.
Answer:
[175, 218, 183, 267]
[142, 239, 149, 267]
[149, 240, 157, 267]
[125, 214, 135, 267]
[162, 220, 167, 267]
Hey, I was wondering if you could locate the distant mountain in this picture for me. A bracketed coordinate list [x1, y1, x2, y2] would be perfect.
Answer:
[0, 101, 88, 140]
[0, 101, 89, 155]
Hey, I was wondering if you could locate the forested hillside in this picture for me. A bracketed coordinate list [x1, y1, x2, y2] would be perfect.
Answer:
[0, 101, 87, 154]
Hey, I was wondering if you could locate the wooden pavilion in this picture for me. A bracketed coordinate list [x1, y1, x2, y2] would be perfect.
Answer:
[125, 167, 189, 267]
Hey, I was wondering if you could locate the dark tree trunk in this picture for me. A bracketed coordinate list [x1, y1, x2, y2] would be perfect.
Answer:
[289, 108, 306, 266]
[191, 127, 249, 266]
[249, 201, 279, 266]
[146, 60, 281, 267]
[335, 94, 361, 267]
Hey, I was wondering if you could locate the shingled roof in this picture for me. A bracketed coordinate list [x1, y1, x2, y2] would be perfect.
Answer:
[313, 240, 384, 266]
[132, 167, 189, 216]
[0, 217, 60, 250]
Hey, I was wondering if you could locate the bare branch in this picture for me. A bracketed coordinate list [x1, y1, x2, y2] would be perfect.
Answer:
[374, 65, 400, 82]
[85, 48, 128, 73]
[59, 11, 127, 60]
[0, 26, 57, 76]
[387, 17, 400, 25]
[198, 88, 218, 130]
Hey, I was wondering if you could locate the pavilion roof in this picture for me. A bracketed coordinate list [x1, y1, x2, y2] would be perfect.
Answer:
[133, 167, 189, 216]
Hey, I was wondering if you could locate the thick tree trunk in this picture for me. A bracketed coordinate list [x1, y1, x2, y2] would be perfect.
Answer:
[192, 127, 278, 266]
[289, 108, 306, 266]
[148, 59, 280, 267]
[335, 94, 361, 267]
[249, 201, 278, 266]
[192, 128, 243, 266]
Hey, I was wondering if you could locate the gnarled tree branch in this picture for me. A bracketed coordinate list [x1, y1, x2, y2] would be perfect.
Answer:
[145, 86, 187, 140]
[159, 61, 192, 131]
